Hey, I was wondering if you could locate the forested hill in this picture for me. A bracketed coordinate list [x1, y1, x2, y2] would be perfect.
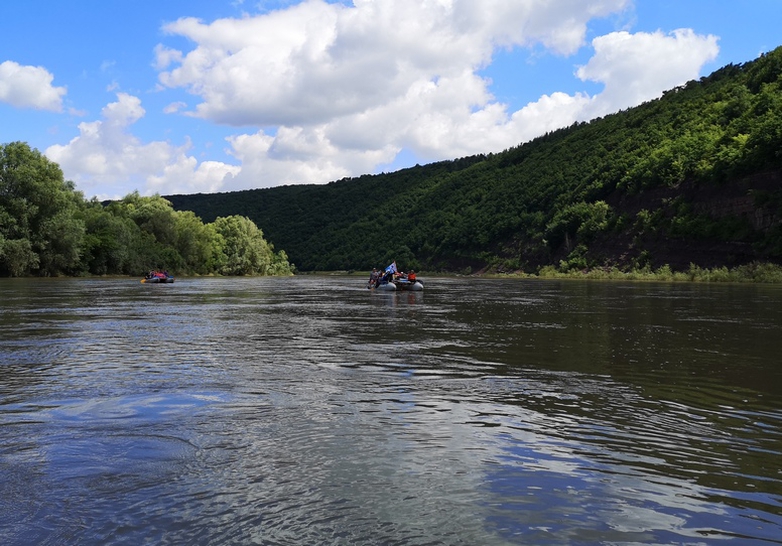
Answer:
[167, 47, 782, 274]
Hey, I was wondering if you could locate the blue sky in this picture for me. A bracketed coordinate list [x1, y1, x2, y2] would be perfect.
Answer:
[1, 0, 780, 199]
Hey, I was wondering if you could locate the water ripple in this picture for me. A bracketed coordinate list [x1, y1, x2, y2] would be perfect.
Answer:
[2, 277, 782, 544]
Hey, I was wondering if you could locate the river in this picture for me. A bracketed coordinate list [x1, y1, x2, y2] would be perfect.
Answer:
[1, 276, 781, 545]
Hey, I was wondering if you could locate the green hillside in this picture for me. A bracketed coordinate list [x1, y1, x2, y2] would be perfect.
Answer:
[167, 47, 782, 274]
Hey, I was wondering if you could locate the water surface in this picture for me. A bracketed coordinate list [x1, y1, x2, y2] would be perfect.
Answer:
[1, 276, 781, 544]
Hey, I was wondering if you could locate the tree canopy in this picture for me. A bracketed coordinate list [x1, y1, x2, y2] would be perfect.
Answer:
[0, 143, 292, 277]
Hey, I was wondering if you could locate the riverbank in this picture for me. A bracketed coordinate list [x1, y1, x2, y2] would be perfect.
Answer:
[491, 261, 782, 283]
[347, 261, 782, 283]
[9, 262, 781, 284]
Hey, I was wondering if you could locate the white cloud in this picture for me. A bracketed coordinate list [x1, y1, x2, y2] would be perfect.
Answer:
[48, 1, 724, 197]
[510, 91, 594, 140]
[222, 128, 392, 191]
[577, 29, 720, 117]
[163, 101, 187, 114]
[45, 93, 238, 200]
[153, 44, 184, 71]
[157, 0, 630, 127]
[147, 155, 240, 195]
[0, 60, 66, 111]
[149, 0, 644, 189]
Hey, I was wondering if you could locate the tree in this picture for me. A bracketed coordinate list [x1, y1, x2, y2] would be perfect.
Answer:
[173, 210, 222, 274]
[121, 192, 179, 246]
[212, 215, 281, 275]
[80, 199, 143, 275]
[0, 237, 38, 277]
[0, 142, 85, 276]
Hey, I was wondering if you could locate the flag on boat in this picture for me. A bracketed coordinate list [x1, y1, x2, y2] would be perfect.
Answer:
[385, 261, 397, 274]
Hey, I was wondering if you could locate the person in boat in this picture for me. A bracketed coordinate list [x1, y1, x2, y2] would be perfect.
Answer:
[368, 268, 380, 288]
[407, 270, 416, 282]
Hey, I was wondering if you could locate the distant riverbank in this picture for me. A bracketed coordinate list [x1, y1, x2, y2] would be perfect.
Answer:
[325, 261, 782, 284]
[5, 261, 782, 284]
[523, 261, 782, 283]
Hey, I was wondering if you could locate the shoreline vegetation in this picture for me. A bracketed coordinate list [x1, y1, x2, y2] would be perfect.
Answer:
[511, 261, 782, 283]
[0, 142, 293, 279]
[18, 260, 782, 283]
[330, 261, 782, 283]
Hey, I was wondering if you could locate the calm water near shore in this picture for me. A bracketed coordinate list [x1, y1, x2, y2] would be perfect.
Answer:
[1, 275, 781, 545]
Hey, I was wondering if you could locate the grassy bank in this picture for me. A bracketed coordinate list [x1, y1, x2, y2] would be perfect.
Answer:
[524, 262, 782, 283]
[305, 262, 782, 283]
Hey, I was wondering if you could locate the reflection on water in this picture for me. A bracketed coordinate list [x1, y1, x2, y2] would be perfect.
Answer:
[1, 276, 782, 544]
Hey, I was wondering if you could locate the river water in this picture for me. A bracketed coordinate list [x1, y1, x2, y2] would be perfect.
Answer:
[1, 276, 781, 545]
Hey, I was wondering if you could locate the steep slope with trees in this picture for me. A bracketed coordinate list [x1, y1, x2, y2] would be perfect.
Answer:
[173, 47, 781, 273]
[17, 46, 781, 279]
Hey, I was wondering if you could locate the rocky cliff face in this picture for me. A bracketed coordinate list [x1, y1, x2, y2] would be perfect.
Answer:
[566, 169, 782, 271]
[693, 170, 782, 232]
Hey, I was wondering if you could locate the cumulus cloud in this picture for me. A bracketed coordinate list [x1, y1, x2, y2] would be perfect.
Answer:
[144, 0, 720, 192]
[0, 60, 66, 111]
[157, 0, 629, 127]
[577, 29, 720, 117]
[45, 93, 238, 200]
[50, 1, 724, 197]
